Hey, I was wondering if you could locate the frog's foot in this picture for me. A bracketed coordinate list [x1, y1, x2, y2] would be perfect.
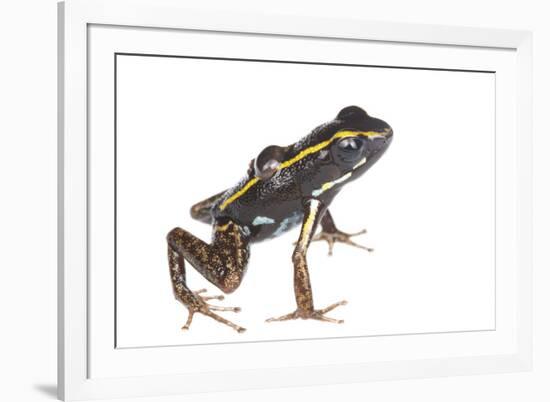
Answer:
[312, 229, 373, 256]
[194, 288, 228, 302]
[181, 289, 245, 333]
[265, 300, 347, 324]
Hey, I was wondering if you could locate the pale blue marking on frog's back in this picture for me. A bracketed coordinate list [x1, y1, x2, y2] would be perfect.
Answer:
[252, 216, 275, 226]
[272, 211, 303, 238]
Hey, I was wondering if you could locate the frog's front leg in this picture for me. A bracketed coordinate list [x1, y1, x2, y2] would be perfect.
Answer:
[267, 199, 347, 324]
[167, 219, 250, 333]
[311, 209, 373, 256]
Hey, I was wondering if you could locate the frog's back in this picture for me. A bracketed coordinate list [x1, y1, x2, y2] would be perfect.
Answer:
[212, 167, 305, 241]
[210, 119, 345, 241]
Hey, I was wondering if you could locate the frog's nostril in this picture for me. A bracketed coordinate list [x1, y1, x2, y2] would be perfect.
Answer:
[367, 135, 389, 152]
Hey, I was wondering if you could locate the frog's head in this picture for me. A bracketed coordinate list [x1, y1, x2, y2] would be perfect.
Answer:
[304, 105, 393, 197]
[328, 105, 393, 174]
[253, 106, 392, 197]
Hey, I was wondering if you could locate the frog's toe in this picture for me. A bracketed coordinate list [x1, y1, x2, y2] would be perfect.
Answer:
[199, 306, 246, 332]
[311, 229, 373, 256]
[202, 294, 225, 301]
[266, 300, 347, 324]
[193, 288, 224, 301]
[207, 304, 241, 313]
[182, 305, 245, 333]
[180, 289, 245, 333]
[265, 310, 299, 323]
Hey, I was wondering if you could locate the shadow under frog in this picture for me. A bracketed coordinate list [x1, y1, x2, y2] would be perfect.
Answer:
[167, 106, 393, 332]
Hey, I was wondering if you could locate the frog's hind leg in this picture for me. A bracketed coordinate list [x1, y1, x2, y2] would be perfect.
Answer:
[189, 190, 228, 224]
[311, 209, 373, 256]
[167, 219, 250, 333]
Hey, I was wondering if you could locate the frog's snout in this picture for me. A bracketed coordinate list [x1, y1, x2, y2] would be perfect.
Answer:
[368, 127, 393, 152]
[383, 126, 393, 145]
[379, 125, 393, 139]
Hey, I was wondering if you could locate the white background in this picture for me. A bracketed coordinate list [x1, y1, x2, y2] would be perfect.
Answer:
[0, 0, 548, 401]
[115, 55, 495, 347]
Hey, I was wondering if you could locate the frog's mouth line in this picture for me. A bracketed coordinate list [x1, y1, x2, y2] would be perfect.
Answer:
[310, 157, 367, 197]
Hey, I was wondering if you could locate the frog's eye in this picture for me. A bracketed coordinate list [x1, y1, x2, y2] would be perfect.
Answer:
[337, 137, 362, 151]
[254, 145, 286, 180]
[334, 136, 365, 163]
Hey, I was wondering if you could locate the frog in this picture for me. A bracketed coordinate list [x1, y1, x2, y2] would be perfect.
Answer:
[167, 105, 393, 333]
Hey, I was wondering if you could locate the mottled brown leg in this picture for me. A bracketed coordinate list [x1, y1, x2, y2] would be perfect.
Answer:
[189, 190, 228, 224]
[167, 219, 250, 333]
[311, 209, 373, 256]
[266, 199, 347, 324]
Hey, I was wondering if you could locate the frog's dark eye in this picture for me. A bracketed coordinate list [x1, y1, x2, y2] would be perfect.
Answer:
[337, 137, 363, 152]
[254, 145, 286, 180]
[334, 137, 365, 163]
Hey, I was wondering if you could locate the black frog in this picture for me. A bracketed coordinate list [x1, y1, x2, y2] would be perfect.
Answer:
[167, 106, 393, 332]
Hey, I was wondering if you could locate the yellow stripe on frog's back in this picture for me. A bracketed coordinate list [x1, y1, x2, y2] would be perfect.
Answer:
[218, 130, 381, 211]
[218, 177, 259, 211]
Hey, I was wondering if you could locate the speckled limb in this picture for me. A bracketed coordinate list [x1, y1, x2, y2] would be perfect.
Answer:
[266, 199, 348, 324]
[167, 219, 250, 332]
[189, 190, 228, 224]
[312, 209, 372, 256]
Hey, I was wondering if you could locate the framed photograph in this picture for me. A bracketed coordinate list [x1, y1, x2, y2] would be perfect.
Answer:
[58, 0, 533, 400]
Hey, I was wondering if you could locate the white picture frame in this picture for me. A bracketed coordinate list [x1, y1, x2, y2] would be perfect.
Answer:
[58, 0, 533, 400]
